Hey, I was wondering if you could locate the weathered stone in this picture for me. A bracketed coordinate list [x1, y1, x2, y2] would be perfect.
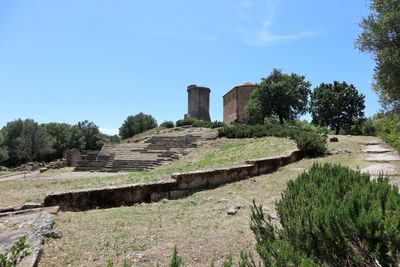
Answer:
[44, 230, 62, 239]
[227, 208, 238, 215]
[330, 137, 339, 142]
[186, 85, 211, 121]
[21, 203, 42, 210]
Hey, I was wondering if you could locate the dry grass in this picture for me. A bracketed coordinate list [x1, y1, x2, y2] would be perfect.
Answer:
[38, 135, 396, 266]
[0, 136, 295, 208]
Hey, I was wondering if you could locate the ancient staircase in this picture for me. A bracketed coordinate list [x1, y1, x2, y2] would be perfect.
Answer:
[75, 127, 215, 172]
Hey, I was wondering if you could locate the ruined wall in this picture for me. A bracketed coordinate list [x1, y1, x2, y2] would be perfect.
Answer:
[223, 89, 237, 124]
[223, 83, 256, 124]
[44, 150, 303, 211]
[187, 85, 211, 121]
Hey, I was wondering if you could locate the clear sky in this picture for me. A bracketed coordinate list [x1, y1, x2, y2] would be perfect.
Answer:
[0, 0, 378, 135]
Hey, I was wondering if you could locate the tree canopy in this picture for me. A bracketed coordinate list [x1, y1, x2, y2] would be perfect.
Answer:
[356, 0, 400, 107]
[311, 81, 365, 134]
[119, 113, 158, 139]
[246, 69, 311, 124]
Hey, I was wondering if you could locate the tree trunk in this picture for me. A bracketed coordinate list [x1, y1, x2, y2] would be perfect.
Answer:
[335, 126, 340, 135]
[279, 115, 284, 124]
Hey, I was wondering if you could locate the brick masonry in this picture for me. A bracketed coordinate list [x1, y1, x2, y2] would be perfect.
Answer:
[223, 83, 256, 124]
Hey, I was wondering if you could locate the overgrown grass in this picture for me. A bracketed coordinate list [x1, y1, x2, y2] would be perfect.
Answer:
[0, 136, 296, 207]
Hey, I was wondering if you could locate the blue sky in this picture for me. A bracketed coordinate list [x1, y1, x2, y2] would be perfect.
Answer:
[0, 0, 378, 135]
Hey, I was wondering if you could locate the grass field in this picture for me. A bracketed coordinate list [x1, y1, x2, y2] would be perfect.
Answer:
[38, 135, 395, 266]
[0, 136, 296, 208]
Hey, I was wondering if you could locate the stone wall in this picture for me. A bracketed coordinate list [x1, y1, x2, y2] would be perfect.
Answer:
[223, 83, 256, 124]
[187, 85, 211, 121]
[44, 150, 303, 211]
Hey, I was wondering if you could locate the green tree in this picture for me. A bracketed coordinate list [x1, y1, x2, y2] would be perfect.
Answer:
[356, 0, 400, 107]
[0, 131, 9, 164]
[1, 119, 24, 166]
[15, 119, 54, 162]
[76, 120, 101, 150]
[311, 81, 365, 134]
[119, 113, 158, 139]
[43, 122, 74, 159]
[247, 69, 311, 124]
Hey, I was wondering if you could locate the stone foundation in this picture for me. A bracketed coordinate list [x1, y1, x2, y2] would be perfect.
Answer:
[44, 150, 303, 211]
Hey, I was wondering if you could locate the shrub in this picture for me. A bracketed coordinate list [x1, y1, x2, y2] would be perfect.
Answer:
[119, 113, 158, 139]
[248, 164, 400, 266]
[373, 115, 400, 151]
[291, 131, 326, 157]
[160, 121, 175, 128]
[176, 116, 224, 129]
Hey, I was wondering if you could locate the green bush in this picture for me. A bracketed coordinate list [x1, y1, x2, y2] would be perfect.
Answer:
[291, 131, 326, 157]
[248, 164, 400, 266]
[176, 116, 224, 129]
[160, 121, 175, 128]
[374, 115, 400, 151]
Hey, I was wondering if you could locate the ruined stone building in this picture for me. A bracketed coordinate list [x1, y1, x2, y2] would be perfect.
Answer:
[223, 82, 256, 124]
[186, 84, 211, 121]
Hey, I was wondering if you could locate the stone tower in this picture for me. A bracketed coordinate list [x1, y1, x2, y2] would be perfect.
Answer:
[186, 85, 211, 121]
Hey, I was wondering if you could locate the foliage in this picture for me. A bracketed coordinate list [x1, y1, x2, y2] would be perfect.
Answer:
[119, 113, 158, 139]
[373, 113, 400, 151]
[76, 120, 102, 150]
[43, 123, 83, 159]
[349, 118, 377, 136]
[356, 0, 400, 106]
[246, 69, 311, 124]
[292, 131, 326, 158]
[0, 131, 9, 164]
[176, 116, 224, 128]
[218, 124, 326, 157]
[247, 164, 400, 266]
[15, 119, 55, 162]
[160, 121, 175, 128]
[311, 81, 365, 134]
[0, 236, 30, 267]
[169, 246, 183, 267]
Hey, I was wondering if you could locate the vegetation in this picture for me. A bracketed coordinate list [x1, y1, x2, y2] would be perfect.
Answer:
[75, 120, 102, 150]
[0, 236, 30, 267]
[311, 81, 365, 134]
[169, 246, 183, 267]
[0, 131, 9, 164]
[246, 69, 311, 124]
[373, 113, 400, 151]
[246, 163, 400, 266]
[119, 112, 158, 139]
[0, 119, 114, 167]
[176, 116, 224, 128]
[356, 0, 400, 107]
[218, 123, 326, 157]
[160, 121, 175, 128]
